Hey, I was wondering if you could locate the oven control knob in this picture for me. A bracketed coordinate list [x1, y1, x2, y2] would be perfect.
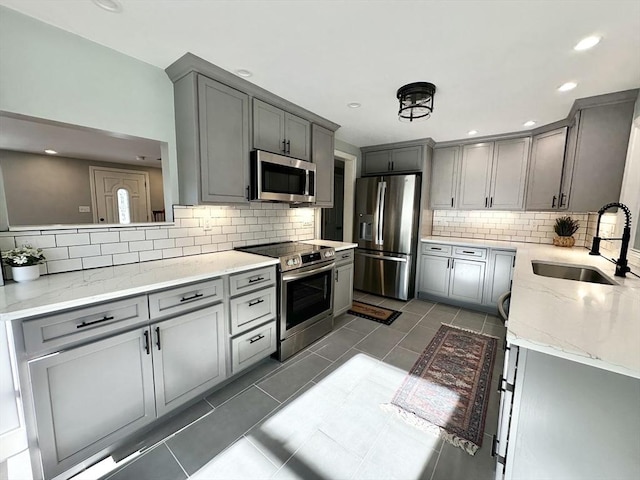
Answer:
[324, 251, 334, 258]
[286, 258, 295, 266]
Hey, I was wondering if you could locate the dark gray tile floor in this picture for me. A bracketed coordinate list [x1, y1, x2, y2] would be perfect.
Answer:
[98, 293, 506, 480]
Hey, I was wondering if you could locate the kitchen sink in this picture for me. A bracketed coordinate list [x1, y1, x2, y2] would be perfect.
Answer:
[531, 261, 616, 285]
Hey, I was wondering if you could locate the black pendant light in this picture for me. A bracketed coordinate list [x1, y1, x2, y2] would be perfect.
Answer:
[397, 82, 436, 122]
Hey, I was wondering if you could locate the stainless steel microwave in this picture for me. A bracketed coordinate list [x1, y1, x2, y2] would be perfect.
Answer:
[250, 150, 316, 203]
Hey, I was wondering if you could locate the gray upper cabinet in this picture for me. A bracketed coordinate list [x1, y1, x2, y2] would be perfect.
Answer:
[362, 145, 423, 176]
[458, 143, 494, 209]
[567, 100, 635, 212]
[458, 138, 529, 210]
[526, 128, 568, 210]
[490, 137, 530, 210]
[253, 98, 311, 161]
[312, 124, 335, 207]
[173, 73, 250, 205]
[430, 146, 460, 209]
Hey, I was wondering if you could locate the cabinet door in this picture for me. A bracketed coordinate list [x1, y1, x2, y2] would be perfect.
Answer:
[363, 150, 392, 175]
[198, 76, 250, 203]
[391, 146, 423, 172]
[484, 250, 515, 307]
[559, 112, 580, 210]
[419, 255, 451, 297]
[152, 304, 226, 417]
[449, 258, 486, 303]
[430, 146, 460, 209]
[458, 143, 493, 209]
[526, 128, 567, 210]
[490, 137, 530, 210]
[253, 98, 285, 154]
[334, 262, 354, 316]
[29, 328, 155, 479]
[568, 101, 635, 212]
[312, 124, 335, 207]
[285, 112, 311, 161]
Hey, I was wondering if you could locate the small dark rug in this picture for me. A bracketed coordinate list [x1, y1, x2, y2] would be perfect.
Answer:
[347, 300, 402, 325]
[383, 324, 498, 455]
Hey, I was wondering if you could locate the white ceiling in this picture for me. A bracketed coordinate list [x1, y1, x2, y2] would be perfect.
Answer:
[0, 114, 162, 167]
[1, 0, 639, 147]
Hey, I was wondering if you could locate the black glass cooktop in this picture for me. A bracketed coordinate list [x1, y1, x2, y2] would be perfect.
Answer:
[237, 241, 330, 259]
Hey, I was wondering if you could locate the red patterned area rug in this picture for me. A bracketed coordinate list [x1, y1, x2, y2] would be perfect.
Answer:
[383, 324, 498, 455]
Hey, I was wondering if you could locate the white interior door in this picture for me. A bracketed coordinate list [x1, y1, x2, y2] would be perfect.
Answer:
[91, 167, 151, 224]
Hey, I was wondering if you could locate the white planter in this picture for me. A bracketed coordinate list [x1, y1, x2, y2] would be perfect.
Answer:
[11, 265, 41, 282]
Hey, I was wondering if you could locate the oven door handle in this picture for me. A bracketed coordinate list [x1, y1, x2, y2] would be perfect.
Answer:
[282, 262, 335, 282]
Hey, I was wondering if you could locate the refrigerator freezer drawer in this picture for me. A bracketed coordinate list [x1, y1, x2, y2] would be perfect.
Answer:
[354, 250, 412, 301]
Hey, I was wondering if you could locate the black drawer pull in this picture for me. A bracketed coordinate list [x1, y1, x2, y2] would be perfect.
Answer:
[143, 330, 150, 355]
[249, 334, 265, 344]
[461, 250, 476, 254]
[77, 315, 114, 329]
[248, 298, 265, 307]
[431, 247, 442, 250]
[155, 326, 161, 350]
[248, 276, 265, 284]
[180, 293, 204, 302]
[341, 254, 350, 259]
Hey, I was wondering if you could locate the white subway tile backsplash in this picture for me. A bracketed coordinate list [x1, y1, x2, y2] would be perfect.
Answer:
[56, 233, 90, 247]
[69, 245, 101, 258]
[82, 255, 113, 269]
[146, 229, 169, 240]
[153, 239, 175, 249]
[120, 230, 146, 242]
[47, 258, 83, 273]
[176, 237, 195, 247]
[129, 240, 154, 252]
[113, 252, 139, 265]
[90, 232, 120, 244]
[42, 247, 69, 261]
[16, 235, 56, 249]
[162, 248, 183, 259]
[139, 250, 162, 262]
[182, 245, 202, 256]
[101, 243, 130, 255]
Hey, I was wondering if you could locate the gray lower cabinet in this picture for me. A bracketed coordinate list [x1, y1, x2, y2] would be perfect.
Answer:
[419, 254, 451, 297]
[29, 328, 156, 480]
[448, 258, 486, 303]
[253, 98, 310, 161]
[334, 249, 355, 316]
[430, 146, 460, 209]
[173, 72, 250, 204]
[362, 145, 424, 175]
[483, 249, 516, 307]
[152, 304, 226, 417]
[495, 346, 640, 479]
[458, 138, 530, 210]
[525, 127, 568, 210]
[312, 124, 335, 207]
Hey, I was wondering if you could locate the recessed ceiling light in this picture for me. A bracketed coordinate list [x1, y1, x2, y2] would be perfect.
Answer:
[44, 149, 58, 155]
[558, 82, 578, 92]
[523, 120, 536, 127]
[347, 102, 361, 108]
[92, 0, 123, 13]
[574, 36, 602, 51]
[468, 130, 478, 135]
[235, 69, 253, 78]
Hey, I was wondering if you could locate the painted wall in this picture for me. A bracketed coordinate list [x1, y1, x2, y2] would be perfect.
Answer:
[0, 6, 178, 217]
[0, 150, 164, 226]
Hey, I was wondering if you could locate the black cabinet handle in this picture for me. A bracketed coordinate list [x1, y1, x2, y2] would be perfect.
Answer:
[552, 195, 557, 208]
[451, 197, 454, 207]
[246, 185, 250, 201]
[461, 250, 475, 254]
[248, 298, 265, 307]
[451, 259, 454, 269]
[560, 193, 567, 207]
[491, 434, 498, 457]
[155, 326, 161, 350]
[431, 247, 442, 250]
[341, 254, 350, 259]
[180, 292, 203, 303]
[490, 197, 493, 208]
[282, 139, 287, 153]
[485, 197, 488, 208]
[286, 140, 291, 154]
[248, 276, 264, 284]
[249, 334, 265, 344]
[77, 315, 114, 329]
[391, 161, 395, 170]
[446, 258, 450, 269]
[143, 330, 150, 355]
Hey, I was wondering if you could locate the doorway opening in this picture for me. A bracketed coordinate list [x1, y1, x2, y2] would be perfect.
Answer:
[321, 159, 345, 241]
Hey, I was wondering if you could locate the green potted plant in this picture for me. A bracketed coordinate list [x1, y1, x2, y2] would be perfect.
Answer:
[2, 244, 46, 282]
[553, 216, 580, 247]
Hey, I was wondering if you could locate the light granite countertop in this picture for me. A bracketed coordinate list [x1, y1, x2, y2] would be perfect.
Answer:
[421, 236, 640, 379]
[0, 251, 279, 322]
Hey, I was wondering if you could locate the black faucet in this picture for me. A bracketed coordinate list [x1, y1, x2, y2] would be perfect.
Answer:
[589, 202, 632, 277]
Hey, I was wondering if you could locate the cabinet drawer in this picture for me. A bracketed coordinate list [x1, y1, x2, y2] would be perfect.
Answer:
[149, 278, 223, 319]
[335, 249, 354, 265]
[452, 246, 487, 260]
[22, 296, 149, 357]
[421, 243, 452, 256]
[230, 321, 277, 374]
[230, 266, 276, 296]
[229, 286, 277, 335]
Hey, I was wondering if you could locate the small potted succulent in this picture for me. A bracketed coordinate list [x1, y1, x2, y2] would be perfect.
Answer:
[553, 216, 580, 247]
[2, 244, 46, 282]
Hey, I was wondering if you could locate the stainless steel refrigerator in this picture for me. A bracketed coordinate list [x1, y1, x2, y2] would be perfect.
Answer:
[353, 174, 421, 300]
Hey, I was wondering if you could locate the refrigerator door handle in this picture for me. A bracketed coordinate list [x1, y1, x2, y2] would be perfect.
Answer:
[375, 181, 384, 245]
[376, 182, 387, 245]
[355, 252, 408, 263]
